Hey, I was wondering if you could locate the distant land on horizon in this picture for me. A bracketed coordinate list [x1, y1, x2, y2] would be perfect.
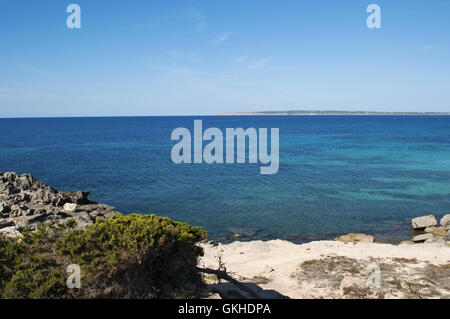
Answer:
[214, 110, 450, 116]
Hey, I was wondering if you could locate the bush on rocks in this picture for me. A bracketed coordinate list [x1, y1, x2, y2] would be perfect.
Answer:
[0, 214, 206, 299]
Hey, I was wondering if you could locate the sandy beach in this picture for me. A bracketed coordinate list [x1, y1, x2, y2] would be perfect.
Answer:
[200, 240, 450, 299]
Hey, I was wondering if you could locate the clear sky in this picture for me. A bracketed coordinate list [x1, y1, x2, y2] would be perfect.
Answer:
[0, 0, 449, 117]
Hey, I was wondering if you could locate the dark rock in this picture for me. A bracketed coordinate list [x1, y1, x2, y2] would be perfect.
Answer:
[0, 202, 10, 215]
[68, 191, 96, 205]
[3, 172, 17, 182]
[57, 211, 73, 218]
[25, 209, 34, 216]
[0, 220, 15, 229]
[0, 172, 117, 236]
[18, 174, 35, 189]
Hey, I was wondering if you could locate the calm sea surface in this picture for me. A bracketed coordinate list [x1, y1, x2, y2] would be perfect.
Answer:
[0, 116, 449, 242]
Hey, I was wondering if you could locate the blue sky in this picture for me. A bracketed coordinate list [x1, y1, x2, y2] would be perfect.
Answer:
[0, 0, 449, 117]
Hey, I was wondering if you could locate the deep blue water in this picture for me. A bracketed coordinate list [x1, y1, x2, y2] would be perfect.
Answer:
[0, 116, 449, 242]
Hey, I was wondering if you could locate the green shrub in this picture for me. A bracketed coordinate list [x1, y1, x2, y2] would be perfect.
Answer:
[0, 223, 71, 298]
[0, 214, 207, 299]
[0, 236, 23, 289]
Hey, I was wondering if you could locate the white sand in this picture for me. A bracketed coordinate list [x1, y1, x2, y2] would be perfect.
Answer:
[199, 240, 450, 299]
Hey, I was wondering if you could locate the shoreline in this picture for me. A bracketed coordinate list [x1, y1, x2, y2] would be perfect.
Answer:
[1, 171, 449, 299]
[207, 225, 447, 247]
[207, 235, 404, 246]
[200, 239, 450, 299]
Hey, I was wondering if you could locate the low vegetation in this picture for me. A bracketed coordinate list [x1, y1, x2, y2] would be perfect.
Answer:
[293, 256, 450, 299]
[0, 214, 207, 298]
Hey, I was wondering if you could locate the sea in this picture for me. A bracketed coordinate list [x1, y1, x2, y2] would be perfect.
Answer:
[0, 116, 449, 243]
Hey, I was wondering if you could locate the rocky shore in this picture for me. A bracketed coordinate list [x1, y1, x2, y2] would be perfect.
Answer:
[200, 217, 449, 299]
[199, 213, 450, 299]
[1, 172, 449, 299]
[0, 171, 117, 237]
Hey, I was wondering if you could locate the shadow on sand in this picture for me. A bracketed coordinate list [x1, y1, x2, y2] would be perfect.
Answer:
[207, 282, 290, 299]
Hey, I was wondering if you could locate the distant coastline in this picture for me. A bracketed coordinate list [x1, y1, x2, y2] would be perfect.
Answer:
[214, 110, 450, 116]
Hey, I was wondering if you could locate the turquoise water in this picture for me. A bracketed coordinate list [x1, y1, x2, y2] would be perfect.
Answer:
[0, 116, 449, 242]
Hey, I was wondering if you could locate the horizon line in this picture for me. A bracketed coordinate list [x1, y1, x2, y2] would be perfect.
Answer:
[1, 111, 450, 119]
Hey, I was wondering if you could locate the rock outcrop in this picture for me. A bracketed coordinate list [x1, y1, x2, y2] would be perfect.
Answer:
[424, 226, 449, 237]
[411, 215, 437, 229]
[408, 214, 450, 244]
[441, 214, 450, 227]
[0, 171, 118, 236]
[411, 233, 434, 242]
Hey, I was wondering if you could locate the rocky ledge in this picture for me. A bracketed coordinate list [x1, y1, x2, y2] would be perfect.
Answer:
[0, 172, 118, 237]
[333, 213, 450, 245]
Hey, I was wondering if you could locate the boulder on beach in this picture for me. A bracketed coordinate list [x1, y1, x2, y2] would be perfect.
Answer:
[334, 233, 374, 243]
[424, 226, 449, 237]
[411, 215, 437, 229]
[440, 214, 450, 227]
[411, 233, 433, 242]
